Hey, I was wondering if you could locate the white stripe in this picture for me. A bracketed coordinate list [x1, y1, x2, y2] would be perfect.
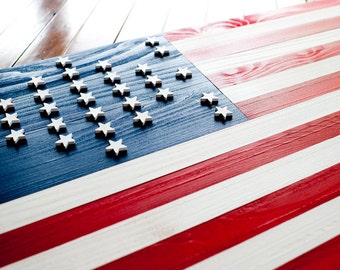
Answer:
[0, 90, 339, 234]
[222, 55, 340, 103]
[5, 136, 340, 269]
[189, 197, 340, 270]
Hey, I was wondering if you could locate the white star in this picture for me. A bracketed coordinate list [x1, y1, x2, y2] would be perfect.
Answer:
[122, 96, 141, 111]
[154, 46, 169, 57]
[145, 37, 159, 47]
[77, 92, 96, 106]
[39, 102, 58, 116]
[28, 76, 45, 89]
[215, 106, 233, 121]
[156, 88, 173, 101]
[105, 139, 127, 156]
[145, 75, 162, 88]
[34, 89, 52, 102]
[55, 56, 72, 68]
[112, 83, 130, 96]
[95, 122, 115, 137]
[176, 67, 192, 80]
[70, 79, 87, 93]
[86, 107, 105, 120]
[104, 71, 120, 84]
[135, 63, 151, 76]
[55, 133, 75, 150]
[0, 98, 14, 112]
[47, 117, 66, 132]
[133, 111, 152, 126]
[200, 92, 218, 106]
[1, 113, 20, 127]
[6, 129, 26, 144]
[96, 60, 112, 71]
[62, 68, 79, 80]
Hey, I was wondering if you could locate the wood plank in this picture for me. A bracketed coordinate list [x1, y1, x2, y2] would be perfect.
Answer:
[205, 0, 243, 23]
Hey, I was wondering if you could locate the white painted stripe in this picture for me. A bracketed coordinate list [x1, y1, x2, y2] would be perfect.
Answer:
[196, 28, 340, 74]
[1, 90, 339, 234]
[222, 55, 340, 103]
[189, 197, 340, 270]
[5, 136, 340, 270]
[172, 5, 340, 52]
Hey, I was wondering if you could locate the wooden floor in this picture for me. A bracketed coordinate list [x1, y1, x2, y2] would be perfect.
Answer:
[0, 0, 308, 69]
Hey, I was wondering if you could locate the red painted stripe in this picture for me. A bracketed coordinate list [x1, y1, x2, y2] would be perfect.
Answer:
[237, 71, 340, 119]
[209, 41, 340, 88]
[164, 0, 340, 42]
[277, 235, 340, 270]
[1, 112, 339, 267]
[98, 164, 340, 270]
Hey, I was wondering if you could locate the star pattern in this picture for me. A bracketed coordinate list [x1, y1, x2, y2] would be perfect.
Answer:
[1, 112, 20, 127]
[105, 139, 127, 156]
[62, 68, 79, 80]
[154, 46, 169, 57]
[135, 64, 151, 76]
[96, 60, 112, 72]
[34, 89, 52, 102]
[176, 67, 192, 80]
[145, 37, 159, 47]
[215, 106, 233, 121]
[70, 79, 87, 93]
[56, 56, 72, 68]
[86, 106, 105, 120]
[104, 71, 120, 84]
[122, 96, 141, 111]
[156, 88, 173, 101]
[145, 75, 162, 88]
[77, 92, 96, 106]
[55, 133, 75, 150]
[6, 129, 26, 144]
[200, 92, 218, 106]
[39, 102, 59, 116]
[133, 111, 153, 126]
[95, 122, 115, 137]
[0, 98, 14, 112]
[112, 83, 130, 96]
[28, 76, 45, 89]
[47, 117, 67, 133]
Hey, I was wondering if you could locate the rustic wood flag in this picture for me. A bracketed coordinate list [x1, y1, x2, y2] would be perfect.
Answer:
[0, 0, 339, 269]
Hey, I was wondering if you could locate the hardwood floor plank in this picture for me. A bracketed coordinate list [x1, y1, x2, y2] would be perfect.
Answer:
[205, 0, 244, 23]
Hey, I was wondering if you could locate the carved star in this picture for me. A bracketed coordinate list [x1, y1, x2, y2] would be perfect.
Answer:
[77, 92, 96, 106]
[39, 102, 58, 116]
[154, 46, 169, 57]
[156, 88, 173, 101]
[34, 89, 52, 102]
[104, 71, 120, 84]
[135, 63, 151, 76]
[200, 92, 218, 106]
[1, 113, 20, 127]
[28, 76, 45, 89]
[62, 68, 79, 80]
[47, 117, 66, 132]
[95, 122, 115, 137]
[6, 129, 26, 144]
[176, 67, 192, 80]
[96, 60, 112, 72]
[215, 106, 233, 121]
[105, 139, 127, 156]
[86, 106, 105, 120]
[133, 111, 152, 126]
[55, 133, 75, 150]
[122, 96, 141, 111]
[145, 75, 162, 88]
[70, 79, 87, 93]
[0, 98, 14, 112]
[145, 37, 159, 47]
[112, 83, 130, 96]
[55, 56, 72, 68]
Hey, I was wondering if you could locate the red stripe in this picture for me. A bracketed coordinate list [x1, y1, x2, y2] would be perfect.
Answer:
[1, 112, 339, 267]
[236, 71, 340, 119]
[277, 235, 340, 270]
[98, 164, 340, 270]
[209, 41, 340, 88]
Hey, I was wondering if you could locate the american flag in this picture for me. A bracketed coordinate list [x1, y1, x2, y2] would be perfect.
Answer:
[0, 1, 339, 269]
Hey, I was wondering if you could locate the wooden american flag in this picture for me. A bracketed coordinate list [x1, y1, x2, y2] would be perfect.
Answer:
[0, 1, 339, 268]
